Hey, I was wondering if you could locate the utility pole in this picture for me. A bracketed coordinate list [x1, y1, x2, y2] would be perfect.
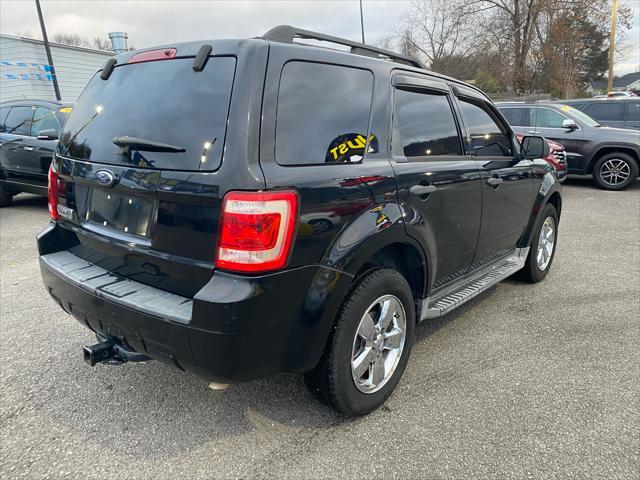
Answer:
[359, 0, 365, 44]
[607, 0, 618, 93]
[35, 0, 62, 101]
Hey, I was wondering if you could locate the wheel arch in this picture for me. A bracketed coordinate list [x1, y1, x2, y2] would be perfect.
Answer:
[351, 241, 428, 318]
[547, 191, 562, 219]
[519, 172, 563, 249]
[587, 145, 640, 173]
[304, 214, 429, 372]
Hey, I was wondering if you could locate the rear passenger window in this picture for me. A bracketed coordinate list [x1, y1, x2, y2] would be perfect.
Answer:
[393, 88, 462, 157]
[627, 102, 640, 122]
[4, 106, 33, 136]
[459, 99, 513, 157]
[585, 102, 624, 121]
[500, 107, 529, 127]
[276, 62, 374, 165]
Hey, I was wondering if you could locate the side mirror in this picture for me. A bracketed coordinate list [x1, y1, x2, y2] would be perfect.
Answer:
[562, 119, 578, 130]
[36, 129, 59, 141]
[521, 135, 550, 160]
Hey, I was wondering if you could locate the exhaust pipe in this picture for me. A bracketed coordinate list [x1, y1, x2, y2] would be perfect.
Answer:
[83, 337, 150, 366]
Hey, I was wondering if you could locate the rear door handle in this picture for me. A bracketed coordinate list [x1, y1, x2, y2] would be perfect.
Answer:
[23, 146, 34, 151]
[486, 177, 503, 188]
[410, 184, 437, 196]
[527, 130, 541, 134]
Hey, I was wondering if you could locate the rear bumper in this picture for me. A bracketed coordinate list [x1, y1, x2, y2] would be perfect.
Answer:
[39, 225, 348, 383]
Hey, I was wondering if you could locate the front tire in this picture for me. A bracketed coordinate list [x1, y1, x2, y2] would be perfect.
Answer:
[304, 268, 415, 416]
[592, 152, 638, 191]
[518, 203, 558, 283]
[0, 185, 13, 207]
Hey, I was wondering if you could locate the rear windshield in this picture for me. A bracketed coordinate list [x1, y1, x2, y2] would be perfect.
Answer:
[58, 57, 236, 171]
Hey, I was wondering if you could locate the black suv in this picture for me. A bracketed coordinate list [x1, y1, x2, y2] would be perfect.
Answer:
[0, 100, 72, 206]
[38, 26, 561, 416]
[498, 102, 640, 190]
[559, 98, 640, 130]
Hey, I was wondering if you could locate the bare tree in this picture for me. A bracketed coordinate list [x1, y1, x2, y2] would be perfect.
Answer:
[467, 0, 545, 93]
[51, 33, 91, 48]
[51, 33, 113, 51]
[92, 37, 112, 51]
[400, 0, 477, 70]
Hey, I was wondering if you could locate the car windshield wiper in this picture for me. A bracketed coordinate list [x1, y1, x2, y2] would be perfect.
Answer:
[112, 136, 186, 153]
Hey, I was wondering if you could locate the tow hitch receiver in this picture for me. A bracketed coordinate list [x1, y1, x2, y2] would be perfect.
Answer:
[83, 337, 151, 366]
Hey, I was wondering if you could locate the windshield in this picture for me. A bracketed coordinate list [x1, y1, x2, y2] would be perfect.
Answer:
[58, 56, 236, 171]
[558, 105, 601, 127]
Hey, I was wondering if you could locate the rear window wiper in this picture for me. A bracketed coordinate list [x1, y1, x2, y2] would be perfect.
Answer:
[112, 136, 186, 153]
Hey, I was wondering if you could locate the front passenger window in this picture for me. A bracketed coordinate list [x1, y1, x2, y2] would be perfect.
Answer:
[31, 107, 61, 136]
[531, 108, 567, 128]
[459, 99, 513, 157]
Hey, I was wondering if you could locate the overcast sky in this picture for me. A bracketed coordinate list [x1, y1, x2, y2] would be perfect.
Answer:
[1, 0, 639, 75]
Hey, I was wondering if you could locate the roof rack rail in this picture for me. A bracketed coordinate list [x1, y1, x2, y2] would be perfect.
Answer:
[262, 25, 424, 69]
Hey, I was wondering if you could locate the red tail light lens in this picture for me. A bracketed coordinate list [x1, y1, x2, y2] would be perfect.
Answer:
[48, 166, 60, 220]
[216, 191, 299, 273]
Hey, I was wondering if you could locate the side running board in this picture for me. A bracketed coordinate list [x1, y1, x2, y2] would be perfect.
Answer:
[421, 248, 529, 320]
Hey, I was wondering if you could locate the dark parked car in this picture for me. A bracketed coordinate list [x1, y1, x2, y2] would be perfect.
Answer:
[0, 99, 72, 206]
[558, 98, 640, 130]
[38, 26, 561, 416]
[498, 102, 640, 190]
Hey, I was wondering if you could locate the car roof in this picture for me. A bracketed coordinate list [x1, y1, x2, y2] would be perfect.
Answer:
[109, 27, 491, 103]
[495, 102, 563, 108]
[558, 97, 637, 103]
[0, 99, 74, 109]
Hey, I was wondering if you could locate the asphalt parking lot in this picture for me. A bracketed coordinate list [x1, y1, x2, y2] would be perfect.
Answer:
[1, 177, 638, 479]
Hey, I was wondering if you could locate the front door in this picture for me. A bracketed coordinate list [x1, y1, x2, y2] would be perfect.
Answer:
[0, 105, 34, 181]
[529, 106, 588, 173]
[390, 75, 482, 288]
[455, 92, 534, 267]
[23, 106, 62, 184]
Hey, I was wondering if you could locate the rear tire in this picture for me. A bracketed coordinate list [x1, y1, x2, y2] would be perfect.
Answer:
[592, 152, 638, 191]
[304, 268, 415, 416]
[0, 185, 13, 207]
[518, 203, 558, 283]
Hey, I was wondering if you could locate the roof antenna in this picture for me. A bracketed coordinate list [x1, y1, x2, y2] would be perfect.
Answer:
[359, 0, 366, 44]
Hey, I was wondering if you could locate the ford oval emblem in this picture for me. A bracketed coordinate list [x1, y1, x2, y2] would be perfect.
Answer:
[95, 169, 116, 187]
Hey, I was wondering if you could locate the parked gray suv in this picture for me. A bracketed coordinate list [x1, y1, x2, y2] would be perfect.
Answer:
[498, 102, 640, 190]
[560, 98, 640, 130]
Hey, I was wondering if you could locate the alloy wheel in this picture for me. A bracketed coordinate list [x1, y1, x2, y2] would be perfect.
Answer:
[351, 294, 406, 394]
[600, 159, 631, 187]
[536, 216, 556, 271]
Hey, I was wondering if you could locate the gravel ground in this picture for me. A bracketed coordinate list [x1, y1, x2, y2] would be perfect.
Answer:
[1, 177, 638, 479]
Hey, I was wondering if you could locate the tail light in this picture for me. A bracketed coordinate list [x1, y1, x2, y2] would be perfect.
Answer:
[216, 191, 299, 273]
[48, 165, 60, 220]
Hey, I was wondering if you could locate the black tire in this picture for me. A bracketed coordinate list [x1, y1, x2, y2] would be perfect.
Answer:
[0, 185, 13, 207]
[304, 268, 415, 416]
[592, 152, 638, 191]
[518, 203, 558, 283]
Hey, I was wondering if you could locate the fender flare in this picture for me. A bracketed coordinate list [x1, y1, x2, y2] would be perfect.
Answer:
[519, 171, 562, 249]
[299, 202, 429, 371]
[586, 143, 640, 173]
